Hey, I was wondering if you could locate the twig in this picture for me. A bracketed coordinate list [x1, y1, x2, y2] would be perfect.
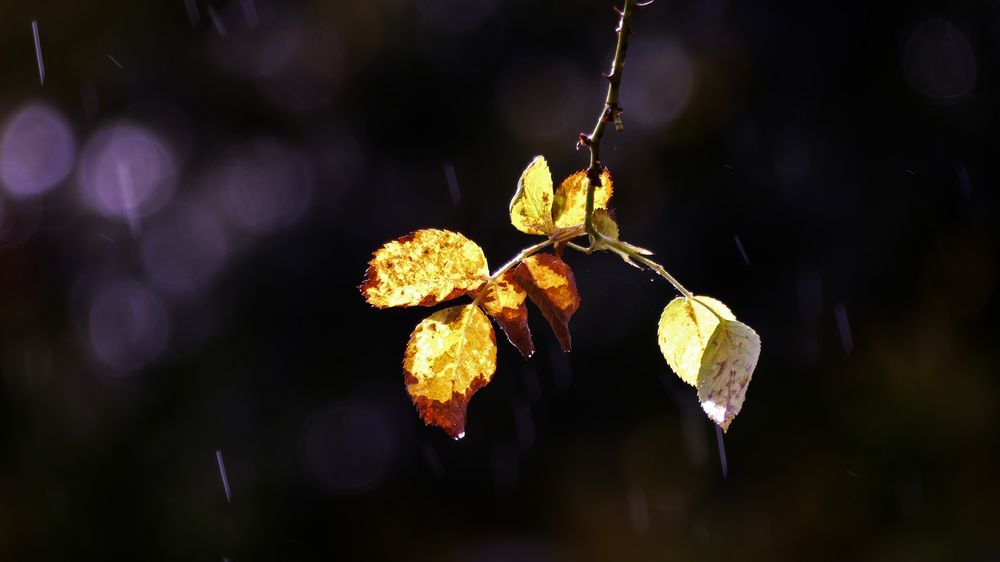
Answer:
[571, 2, 703, 304]
[473, 225, 586, 307]
[579, 0, 644, 239]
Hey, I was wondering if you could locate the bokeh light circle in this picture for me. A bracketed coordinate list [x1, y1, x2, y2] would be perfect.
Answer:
[87, 278, 170, 374]
[141, 203, 229, 295]
[499, 58, 591, 142]
[417, 0, 497, 34]
[301, 402, 394, 494]
[78, 123, 176, 221]
[903, 19, 976, 101]
[219, 138, 313, 234]
[620, 35, 696, 130]
[0, 103, 76, 198]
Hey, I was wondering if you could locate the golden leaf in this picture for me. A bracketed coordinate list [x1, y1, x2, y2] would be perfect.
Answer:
[657, 296, 735, 386]
[479, 271, 534, 359]
[512, 254, 581, 352]
[360, 229, 489, 308]
[696, 319, 761, 432]
[509, 156, 555, 235]
[588, 208, 652, 269]
[552, 169, 613, 228]
[592, 208, 619, 240]
[403, 304, 497, 439]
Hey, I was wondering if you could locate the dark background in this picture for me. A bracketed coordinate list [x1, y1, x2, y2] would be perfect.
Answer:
[0, 0, 998, 560]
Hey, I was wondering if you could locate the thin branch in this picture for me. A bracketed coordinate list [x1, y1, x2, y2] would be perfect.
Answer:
[597, 232, 694, 299]
[580, 0, 641, 239]
[472, 225, 586, 307]
[570, 1, 699, 302]
[611, 240, 693, 299]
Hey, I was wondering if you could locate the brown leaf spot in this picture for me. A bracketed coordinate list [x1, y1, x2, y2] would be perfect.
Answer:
[360, 229, 489, 308]
[479, 271, 535, 359]
[512, 253, 581, 352]
[403, 304, 497, 438]
[408, 375, 490, 439]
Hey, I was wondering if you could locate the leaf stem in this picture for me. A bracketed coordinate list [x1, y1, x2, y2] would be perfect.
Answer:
[582, 0, 641, 240]
[625, 252, 693, 299]
[571, 235, 727, 322]
[602, 235, 694, 299]
[571, 2, 699, 304]
[473, 226, 586, 307]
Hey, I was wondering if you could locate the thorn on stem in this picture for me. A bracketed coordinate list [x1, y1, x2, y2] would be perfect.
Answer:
[577, 133, 593, 149]
[613, 5, 624, 16]
[602, 103, 623, 127]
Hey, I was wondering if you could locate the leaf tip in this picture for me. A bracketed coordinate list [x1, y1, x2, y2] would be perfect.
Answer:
[557, 337, 572, 353]
[479, 273, 536, 359]
[701, 399, 731, 431]
[411, 392, 472, 439]
[403, 304, 497, 439]
[512, 254, 580, 355]
[695, 319, 760, 432]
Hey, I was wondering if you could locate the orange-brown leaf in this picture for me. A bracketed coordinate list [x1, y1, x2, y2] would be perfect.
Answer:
[512, 253, 581, 352]
[360, 229, 489, 308]
[479, 271, 534, 359]
[552, 169, 613, 228]
[403, 304, 497, 439]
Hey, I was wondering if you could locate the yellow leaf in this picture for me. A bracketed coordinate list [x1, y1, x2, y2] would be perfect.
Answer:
[552, 169, 613, 228]
[588, 208, 652, 269]
[696, 319, 761, 432]
[479, 272, 534, 359]
[657, 296, 735, 386]
[360, 229, 489, 308]
[592, 208, 619, 240]
[404, 304, 497, 439]
[509, 156, 555, 235]
[512, 253, 581, 352]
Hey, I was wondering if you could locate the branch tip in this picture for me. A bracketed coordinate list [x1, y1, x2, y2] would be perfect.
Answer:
[581, 0, 643, 238]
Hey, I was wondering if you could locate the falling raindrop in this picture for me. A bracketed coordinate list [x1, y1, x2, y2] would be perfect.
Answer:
[31, 21, 45, 86]
[215, 449, 232, 502]
[301, 402, 394, 494]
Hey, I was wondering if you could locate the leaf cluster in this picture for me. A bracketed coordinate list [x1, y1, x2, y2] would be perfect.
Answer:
[360, 159, 595, 438]
[361, 158, 761, 437]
